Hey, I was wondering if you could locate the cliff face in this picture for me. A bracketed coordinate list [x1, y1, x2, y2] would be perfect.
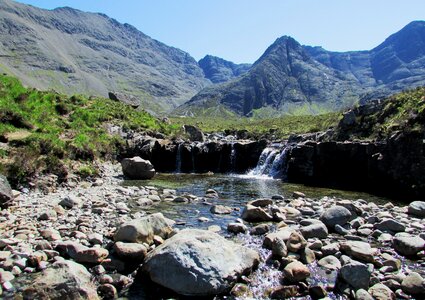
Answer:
[0, 0, 209, 113]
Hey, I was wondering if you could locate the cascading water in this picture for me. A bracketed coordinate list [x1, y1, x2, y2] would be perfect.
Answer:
[175, 143, 183, 173]
[230, 143, 236, 172]
[245, 143, 290, 179]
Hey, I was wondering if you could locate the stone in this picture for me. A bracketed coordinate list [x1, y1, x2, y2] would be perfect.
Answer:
[292, 191, 306, 198]
[300, 222, 328, 239]
[408, 201, 425, 218]
[393, 233, 425, 256]
[401, 272, 425, 295]
[97, 283, 118, 299]
[38, 209, 57, 221]
[59, 195, 82, 209]
[249, 198, 273, 207]
[374, 219, 405, 233]
[113, 242, 147, 261]
[250, 224, 270, 235]
[321, 243, 340, 256]
[114, 213, 174, 245]
[74, 247, 109, 264]
[230, 283, 253, 298]
[320, 206, 352, 229]
[300, 247, 316, 264]
[210, 205, 233, 215]
[286, 231, 307, 253]
[241, 204, 273, 222]
[263, 228, 296, 249]
[88, 233, 103, 245]
[318, 255, 341, 270]
[270, 285, 299, 298]
[339, 260, 371, 290]
[272, 237, 288, 258]
[0, 269, 14, 283]
[0, 175, 13, 208]
[369, 283, 396, 300]
[340, 241, 377, 263]
[121, 157, 155, 180]
[309, 285, 327, 299]
[356, 289, 374, 300]
[143, 229, 259, 296]
[183, 125, 205, 142]
[22, 260, 98, 299]
[283, 261, 310, 282]
[227, 223, 248, 234]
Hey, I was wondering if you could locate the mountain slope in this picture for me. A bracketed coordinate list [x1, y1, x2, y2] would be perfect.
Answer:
[176, 36, 361, 117]
[179, 21, 425, 117]
[198, 55, 251, 84]
[0, 0, 209, 113]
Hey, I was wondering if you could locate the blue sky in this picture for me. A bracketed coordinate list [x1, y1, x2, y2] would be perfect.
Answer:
[15, 0, 425, 64]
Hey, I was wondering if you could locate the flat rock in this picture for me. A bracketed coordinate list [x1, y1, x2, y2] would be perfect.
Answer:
[22, 260, 99, 299]
[241, 204, 273, 222]
[210, 205, 233, 215]
[283, 261, 310, 282]
[320, 206, 352, 229]
[340, 241, 377, 263]
[318, 255, 341, 270]
[401, 272, 425, 295]
[374, 219, 405, 233]
[408, 201, 425, 218]
[143, 229, 259, 296]
[114, 213, 174, 245]
[300, 222, 328, 239]
[368, 283, 396, 300]
[114, 242, 147, 261]
[339, 260, 371, 290]
[393, 233, 425, 256]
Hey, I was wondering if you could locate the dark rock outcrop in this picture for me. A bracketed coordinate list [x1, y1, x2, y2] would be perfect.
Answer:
[0, 175, 13, 208]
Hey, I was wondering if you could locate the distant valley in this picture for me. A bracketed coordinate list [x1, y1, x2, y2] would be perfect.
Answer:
[1, 0, 425, 116]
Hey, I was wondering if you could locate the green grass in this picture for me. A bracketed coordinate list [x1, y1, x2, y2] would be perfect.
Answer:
[171, 112, 342, 139]
[0, 74, 172, 185]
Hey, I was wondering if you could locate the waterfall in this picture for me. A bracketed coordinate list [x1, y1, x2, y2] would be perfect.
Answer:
[246, 144, 290, 179]
[175, 143, 183, 173]
[230, 143, 236, 172]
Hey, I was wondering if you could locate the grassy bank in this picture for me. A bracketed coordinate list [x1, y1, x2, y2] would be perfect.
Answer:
[0, 74, 175, 186]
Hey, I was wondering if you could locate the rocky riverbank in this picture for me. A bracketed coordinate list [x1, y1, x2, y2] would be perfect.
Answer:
[0, 163, 424, 299]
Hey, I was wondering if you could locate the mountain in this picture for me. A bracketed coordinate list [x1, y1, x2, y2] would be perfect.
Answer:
[0, 0, 209, 113]
[176, 36, 361, 117]
[198, 55, 251, 84]
[177, 21, 425, 117]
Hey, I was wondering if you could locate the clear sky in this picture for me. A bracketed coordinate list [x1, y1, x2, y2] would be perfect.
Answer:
[14, 0, 425, 64]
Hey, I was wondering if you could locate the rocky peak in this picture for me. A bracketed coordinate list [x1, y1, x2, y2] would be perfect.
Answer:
[198, 55, 251, 84]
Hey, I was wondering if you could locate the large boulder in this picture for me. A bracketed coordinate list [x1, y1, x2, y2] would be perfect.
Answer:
[401, 272, 425, 296]
[393, 233, 425, 256]
[183, 125, 205, 142]
[0, 175, 13, 208]
[300, 222, 329, 239]
[142, 229, 259, 296]
[22, 260, 99, 299]
[283, 261, 310, 282]
[121, 157, 155, 180]
[408, 201, 425, 218]
[339, 260, 371, 290]
[320, 206, 352, 229]
[340, 241, 377, 263]
[114, 213, 174, 245]
[241, 204, 273, 222]
[108, 91, 140, 108]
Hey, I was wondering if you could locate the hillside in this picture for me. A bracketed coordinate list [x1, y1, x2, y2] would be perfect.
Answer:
[198, 55, 251, 84]
[0, 0, 209, 113]
[178, 21, 425, 117]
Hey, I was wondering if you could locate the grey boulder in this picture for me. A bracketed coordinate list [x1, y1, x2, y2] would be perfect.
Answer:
[320, 206, 352, 229]
[393, 233, 425, 256]
[0, 175, 13, 208]
[142, 229, 259, 296]
[408, 201, 425, 218]
[121, 156, 155, 180]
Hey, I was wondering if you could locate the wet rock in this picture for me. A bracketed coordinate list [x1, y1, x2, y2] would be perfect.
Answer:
[114, 213, 174, 245]
[322, 242, 340, 256]
[369, 283, 396, 300]
[318, 255, 341, 270]
[22, 260, 98, 299]
[408, 201, 425, 218]
[210, 205, 233, 215]
[143, 229, 259, 296]
[401, 272, 425, 296]
[121, 157, 155, 180]
[59, 195, 82, 209]
[355, 288, 374, 300]
[230, 283, 253, 298]
[286, 231, 307, 253]
[300, 222, 328, 239]
[320, 206, 352, 229]
[0, 175, 13, 208]
[227, 222, 248, 234]
[249, 198, 273, 207]
[340, 241, 377, 263]
[241, 204, 273, 222]
[292, 191, 306, 198]
[374, 219, 405, 233]
[300, 247, 316, 264]
[393, 233, 425, 256]
[309, 285, 327, 299]
[205, 189, 219, 198]
[97, 283, 118, 299]
[263, 228, 296, 249]
[381, 253, 401, 271]
[113, 242, 147, 261]
[339, 260, 371, 290]
[250, 224, 270, 235]
[270, 285, 299, 298]
[272, 237, 288, 258]
[283, 261, 310, 282]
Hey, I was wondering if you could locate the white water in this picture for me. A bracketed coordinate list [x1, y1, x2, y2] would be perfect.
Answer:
[244, 144, 290, 179]
[175, 143, 183, 173]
